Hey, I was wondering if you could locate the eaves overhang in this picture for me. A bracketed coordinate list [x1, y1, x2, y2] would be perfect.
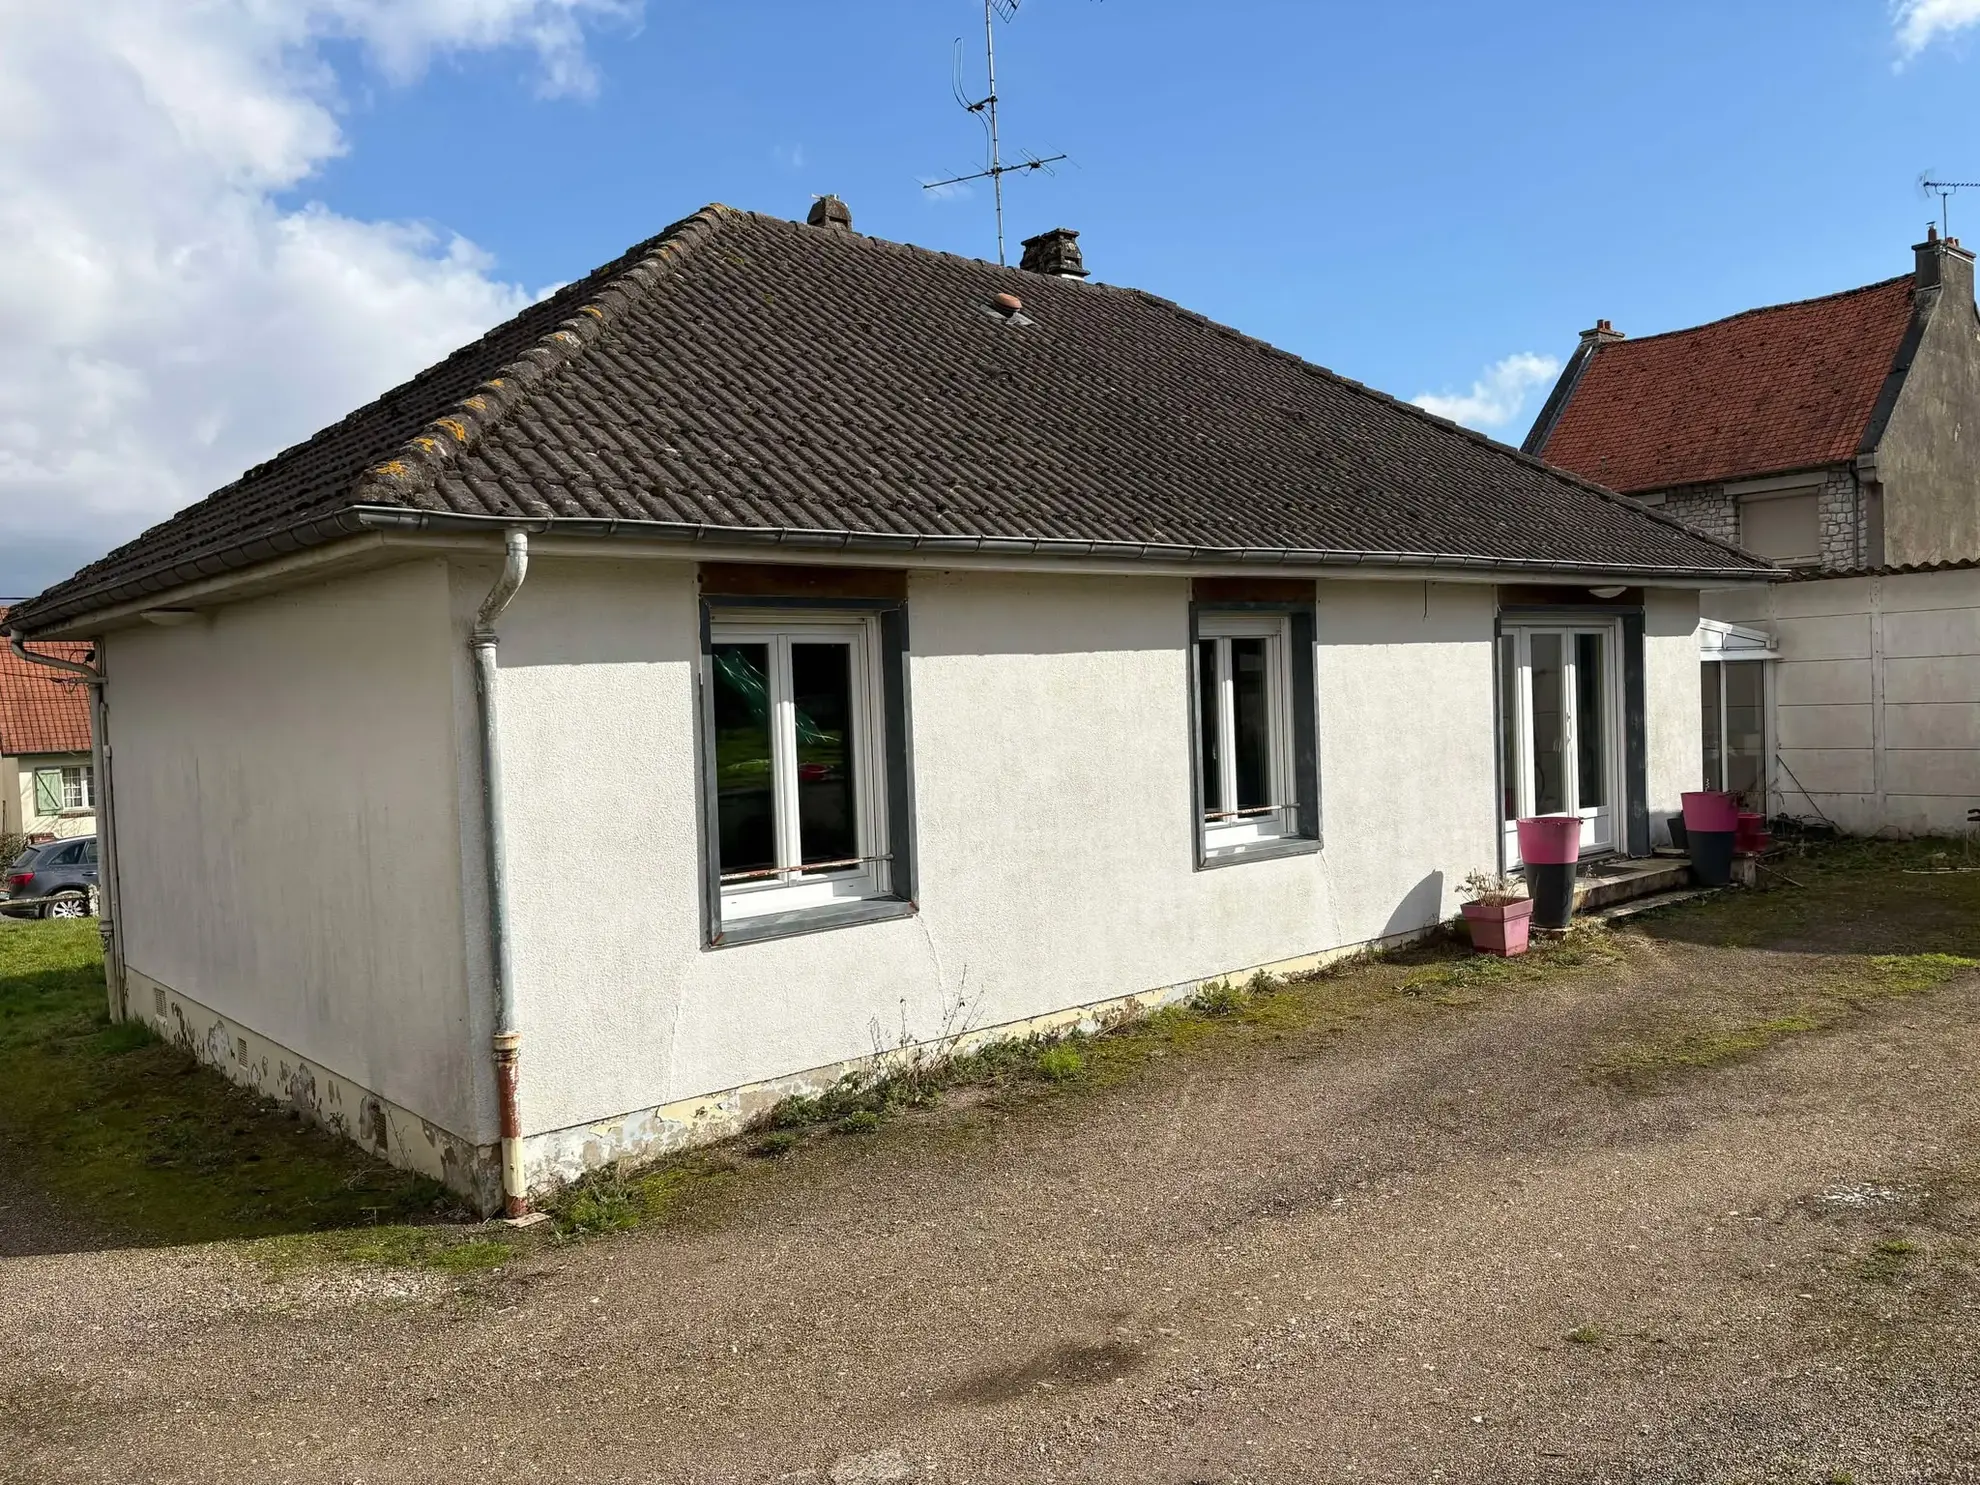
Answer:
[3, 504, 1781, 639]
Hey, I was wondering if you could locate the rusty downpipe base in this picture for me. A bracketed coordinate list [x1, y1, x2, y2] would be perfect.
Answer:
[493, 1030, 528, 1219]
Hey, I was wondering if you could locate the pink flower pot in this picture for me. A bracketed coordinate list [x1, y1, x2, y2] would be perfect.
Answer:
[1462, 898, 1534, 957]
[1515, 814, 1583, 865]
[1681, 791, 1739, 833]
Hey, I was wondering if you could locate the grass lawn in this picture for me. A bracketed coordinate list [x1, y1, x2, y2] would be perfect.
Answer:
[0, 918, 505, 1265]
[3, 836, 1976, 1265]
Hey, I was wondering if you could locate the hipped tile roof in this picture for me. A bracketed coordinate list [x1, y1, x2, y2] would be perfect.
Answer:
[0, 611, 92, 755]
[1536, 277, 1916, 494]
[8, 206, 1770, 633]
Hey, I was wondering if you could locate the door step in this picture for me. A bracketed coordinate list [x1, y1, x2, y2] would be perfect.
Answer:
[1571, 858, 1692, 912]
[1586, 887, 1720, 922]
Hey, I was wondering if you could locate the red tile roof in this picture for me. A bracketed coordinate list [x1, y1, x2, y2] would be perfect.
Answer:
[0, 610, 92, 755]
[1537, 276, 1916, 494]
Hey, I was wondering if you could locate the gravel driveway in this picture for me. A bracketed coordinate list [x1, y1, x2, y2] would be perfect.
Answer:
[4, 883, 1978, 1484]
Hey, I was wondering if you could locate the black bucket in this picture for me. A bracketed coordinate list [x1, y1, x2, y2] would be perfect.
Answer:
[1522, 860, 1576, 930]
[1689, 830, 1735, 887]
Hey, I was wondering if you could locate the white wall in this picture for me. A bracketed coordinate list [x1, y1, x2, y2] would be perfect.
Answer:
[494, 562, 1506, 1148]
[1704, 568, 1980, 835]
[1645, 589, 1704, 845]
[103, 560, 484, 1140]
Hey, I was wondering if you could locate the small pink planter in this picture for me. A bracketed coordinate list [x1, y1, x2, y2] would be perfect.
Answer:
[1462, 898, 1534, 957]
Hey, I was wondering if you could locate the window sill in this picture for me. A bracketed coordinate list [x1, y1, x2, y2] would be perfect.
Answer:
[1196, 835, 1320, 871]
[709, 894, 916, 949]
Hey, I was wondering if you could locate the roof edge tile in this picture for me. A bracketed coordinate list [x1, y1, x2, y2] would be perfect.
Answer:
[352, 204, 736, 510]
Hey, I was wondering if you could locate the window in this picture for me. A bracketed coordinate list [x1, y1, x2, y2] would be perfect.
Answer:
[702, 605, 913, 944]
[1740, 491, 1820, 566]
[1700, 659, 1768, 811]
[32, 765, 92, 815]
[1191, 606, 1318, 864]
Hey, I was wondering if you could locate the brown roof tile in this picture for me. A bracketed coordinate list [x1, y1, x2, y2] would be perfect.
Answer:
[8, 206, 1771, 633]
[0, 611, 92, 755]
[1538, 277, 1916, 494]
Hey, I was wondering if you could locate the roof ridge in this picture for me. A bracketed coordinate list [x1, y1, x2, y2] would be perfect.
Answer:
[351, 204, 737, 508]
[1119, 290, 1774, 571]
[1597, 274, 1913, 352]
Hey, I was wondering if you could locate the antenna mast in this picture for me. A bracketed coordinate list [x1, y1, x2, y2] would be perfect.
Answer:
[923, 0, 1067, 265]
[1922, 178, 1980, 237]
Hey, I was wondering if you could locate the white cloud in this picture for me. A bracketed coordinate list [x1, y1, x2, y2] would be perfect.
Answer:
[1411, 352, 1562, 434]
[0, 0, 635, 596]
[1894, 0, 1980, 55]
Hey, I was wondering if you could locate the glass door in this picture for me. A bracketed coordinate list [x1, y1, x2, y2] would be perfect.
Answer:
[1699, 659, 1768, 813]
[1500, 623, 1620, 865]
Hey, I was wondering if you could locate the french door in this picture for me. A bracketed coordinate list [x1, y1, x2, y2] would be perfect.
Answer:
[1499, 623, 1622, 865]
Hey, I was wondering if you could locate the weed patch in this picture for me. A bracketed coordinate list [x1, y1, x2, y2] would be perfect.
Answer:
[1034, 1044, 1085, 1083]
[258, 1227, 516, 1274]
[1856, 1238, 1921, 1286]
[1594, 1014, 1822, 1081]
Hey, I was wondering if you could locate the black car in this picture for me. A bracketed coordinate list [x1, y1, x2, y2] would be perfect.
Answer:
[2, 836, 98, 919]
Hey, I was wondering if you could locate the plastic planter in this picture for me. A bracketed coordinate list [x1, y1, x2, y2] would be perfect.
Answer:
[1462, 898, 1533, 957]
[1682, 791, 1738, 886]
[1516, 815, 1582, 930]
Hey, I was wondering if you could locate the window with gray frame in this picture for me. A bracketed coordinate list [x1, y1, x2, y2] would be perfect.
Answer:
[1189, 603, 1320, 866]
[700, 600, 915, 946]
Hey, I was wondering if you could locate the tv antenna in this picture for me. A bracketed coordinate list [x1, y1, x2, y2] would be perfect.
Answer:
[922, 0, 1067, 265]
[1920, 176, 1980, 237]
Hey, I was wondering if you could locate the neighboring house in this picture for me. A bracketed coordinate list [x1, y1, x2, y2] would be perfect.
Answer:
[3, 203, 1772, 1215]
[1525, 229, 1980, 572]
[1698, 560, 1980, 837]
[0, 607, 95, 848]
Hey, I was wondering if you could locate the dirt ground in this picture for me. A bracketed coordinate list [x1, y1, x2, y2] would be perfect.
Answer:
[4, 860, 1979, 1484]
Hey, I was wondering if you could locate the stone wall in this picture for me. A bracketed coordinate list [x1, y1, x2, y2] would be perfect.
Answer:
[1657, 486, 1739, 546]
[1818, 468, 1865, 569]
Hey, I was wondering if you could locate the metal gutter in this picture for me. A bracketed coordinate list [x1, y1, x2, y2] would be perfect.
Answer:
[344, 507, 1780, 586]
[471, 530, 531, 1219]
[6, 500, 1780, 641]
[4, 632, 124, 1020]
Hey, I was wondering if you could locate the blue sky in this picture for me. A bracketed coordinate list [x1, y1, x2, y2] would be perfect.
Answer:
[3, 0, 1978, 594]
[311, 0, 1978, 408]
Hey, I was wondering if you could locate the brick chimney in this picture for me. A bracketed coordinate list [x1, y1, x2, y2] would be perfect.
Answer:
[806, 195, 853, 232]
[1019, 227, 1089, 279]
[1579, 318, 1625, 348]
[1915, 223, 1976, 303]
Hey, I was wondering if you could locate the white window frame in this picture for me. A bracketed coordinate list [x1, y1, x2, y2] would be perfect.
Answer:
[1193, 611, 1298, 859]
[32, 764, 92, 816]
[707, 609, 891, 924]
[1699, 655, 1772, 813]
[1498, 621, 1624, 864]
[62, 765, 92, 811]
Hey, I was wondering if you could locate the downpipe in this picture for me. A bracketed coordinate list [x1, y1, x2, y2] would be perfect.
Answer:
[6, 631, 123, 1019]
[472, 530, 530, 1218]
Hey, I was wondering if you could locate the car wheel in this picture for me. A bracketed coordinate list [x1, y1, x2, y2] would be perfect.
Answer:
[43, 890, 89, 920]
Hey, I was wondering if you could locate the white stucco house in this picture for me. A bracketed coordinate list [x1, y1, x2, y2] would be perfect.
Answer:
[4, 203, 1774, 1214]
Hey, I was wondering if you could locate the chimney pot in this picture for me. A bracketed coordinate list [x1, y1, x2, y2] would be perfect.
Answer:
[1581, 319, 1625, 346]
[806, 195, 853, 232]
[1019, 227, 1090, 279]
